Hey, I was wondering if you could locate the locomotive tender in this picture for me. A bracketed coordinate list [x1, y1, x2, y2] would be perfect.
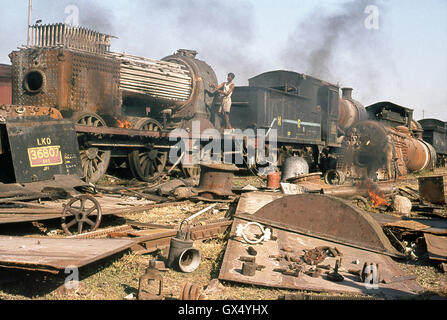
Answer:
[419, 119, 447, 167]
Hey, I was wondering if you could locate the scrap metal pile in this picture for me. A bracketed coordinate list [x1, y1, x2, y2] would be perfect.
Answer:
[0, 159, 445, 300]
[0, 22, 446, 301]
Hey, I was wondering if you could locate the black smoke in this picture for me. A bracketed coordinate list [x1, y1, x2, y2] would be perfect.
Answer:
[281, 0, 395, 101]
[140, 0, 261, 84]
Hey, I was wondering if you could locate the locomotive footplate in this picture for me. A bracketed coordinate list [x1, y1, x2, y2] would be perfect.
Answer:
[2, 118, 82, 183]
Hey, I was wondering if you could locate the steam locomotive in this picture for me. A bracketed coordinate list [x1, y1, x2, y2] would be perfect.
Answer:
[2, 23, 445, 184]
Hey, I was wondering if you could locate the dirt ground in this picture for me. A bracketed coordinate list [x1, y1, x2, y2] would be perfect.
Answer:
[0, 169, 446, 301]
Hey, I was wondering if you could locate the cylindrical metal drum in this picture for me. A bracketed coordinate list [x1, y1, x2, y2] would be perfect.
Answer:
[197, 163, 238, 197]
[267, 172, 280, 189]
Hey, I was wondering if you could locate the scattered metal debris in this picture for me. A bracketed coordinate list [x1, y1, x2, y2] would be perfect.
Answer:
[138, 260, 163, 300]
[180, 282, 204, 300]
[236, 194, 403, 257]
[197, 163, 238, 200]
[424, 233, 447, 262]
[167, 221, 201, 273]
[219, 191, 424, 297]
[418, 176, 446, 205]
[326, 259, 344, 282]
[303, 248, 327, 265]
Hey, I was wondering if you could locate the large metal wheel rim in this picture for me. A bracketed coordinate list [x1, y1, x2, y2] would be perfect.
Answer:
[61, 195, 102, 236]
[74, 112, 111, 183]
[128, 118, 168, 182]
[324, 169, 345, 185]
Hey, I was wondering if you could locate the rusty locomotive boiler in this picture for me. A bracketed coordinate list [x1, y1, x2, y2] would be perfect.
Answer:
[336, 102, 437, 181]
[10, 23, 217, 183]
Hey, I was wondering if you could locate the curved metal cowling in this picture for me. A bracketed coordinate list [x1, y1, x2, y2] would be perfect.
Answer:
[238, 194, 404, 258]
[114, 49, 218, 120]
[162, 49, 218, 120]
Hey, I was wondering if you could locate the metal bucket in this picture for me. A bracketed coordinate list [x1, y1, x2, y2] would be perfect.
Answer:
[167, 221, 201, 272]
[167, 235, 194, 269]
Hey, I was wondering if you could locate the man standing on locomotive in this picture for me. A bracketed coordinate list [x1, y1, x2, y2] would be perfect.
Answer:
[211, 73, 235, 131]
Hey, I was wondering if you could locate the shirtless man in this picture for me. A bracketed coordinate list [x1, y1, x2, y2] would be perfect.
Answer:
[211, 73, 235, 130]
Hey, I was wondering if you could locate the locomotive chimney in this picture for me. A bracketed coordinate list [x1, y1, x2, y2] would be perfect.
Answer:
[342, 87, 353, 100]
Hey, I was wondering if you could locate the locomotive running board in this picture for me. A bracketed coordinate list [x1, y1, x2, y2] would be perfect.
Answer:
[236, 193, 404, 258]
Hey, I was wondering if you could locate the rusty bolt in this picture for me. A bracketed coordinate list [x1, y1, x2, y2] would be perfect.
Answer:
[247, 246, 258, 256]
[242, 262, 257, 277]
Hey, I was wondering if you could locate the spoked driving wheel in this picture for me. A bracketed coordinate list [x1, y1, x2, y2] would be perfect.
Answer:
[74, 112, 111, 183]
[61, 195, 102, 236]
[181, 165, 201, 178]
[128, 118, 168, 182]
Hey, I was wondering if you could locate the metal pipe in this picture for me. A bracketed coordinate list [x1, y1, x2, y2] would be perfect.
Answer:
[320, 185, 395, 198]
[27, 0, 32, 46]
[184, 204, 217, 223]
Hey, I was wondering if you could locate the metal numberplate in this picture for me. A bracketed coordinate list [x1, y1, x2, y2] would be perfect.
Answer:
[28, 145, 63, 167]
[5, 118, 82, 183]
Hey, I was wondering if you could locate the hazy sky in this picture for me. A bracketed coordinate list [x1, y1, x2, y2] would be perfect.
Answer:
[1, 0, 446, 120]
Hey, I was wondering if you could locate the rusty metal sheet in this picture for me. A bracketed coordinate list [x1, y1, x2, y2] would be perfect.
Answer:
[0, 236, 134, 273]
[237, 194, 402, 258]
[219, 217, 423, 297]
[11, 48, 121, 117]
[0, 198, 186, 226]
[384, 220, 431, 231]
[0, 182, 42, 199]
[382, 219, 447, 235]
[424, 233, 447, 262]
[0, 213, 67, 225]
[418, 176, 446, 205]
